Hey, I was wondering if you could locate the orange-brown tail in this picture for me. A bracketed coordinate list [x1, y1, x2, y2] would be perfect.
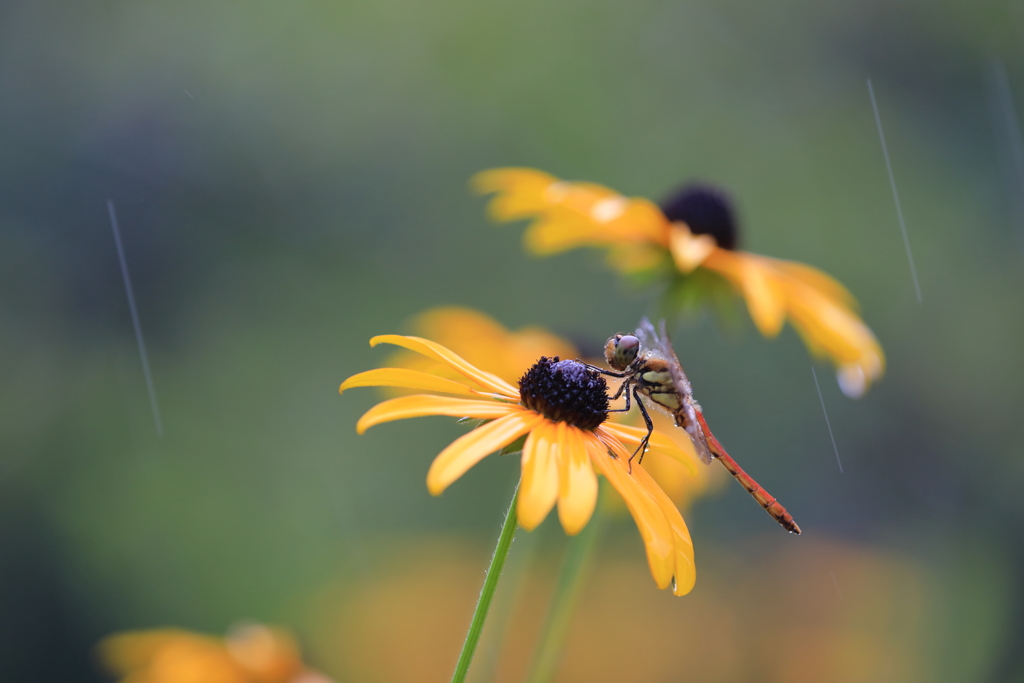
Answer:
[695, 411, 802, 535]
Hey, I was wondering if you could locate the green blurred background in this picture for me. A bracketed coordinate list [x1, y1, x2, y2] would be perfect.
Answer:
[2, 0, 1024, 681]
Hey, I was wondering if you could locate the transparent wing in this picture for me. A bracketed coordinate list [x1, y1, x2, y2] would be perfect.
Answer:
[635, 317, 660, 361]
[637, 317, 712, 463]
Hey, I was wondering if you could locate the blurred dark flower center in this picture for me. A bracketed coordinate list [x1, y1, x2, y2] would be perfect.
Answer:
[660, 184, 739, 250]
[518, 357, 609, 431]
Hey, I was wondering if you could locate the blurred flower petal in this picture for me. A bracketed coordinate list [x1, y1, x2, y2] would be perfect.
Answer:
[395, 307, 578, 385]
[476, 168, 668, 257]
[705, 250, 787, 336]
[99, 625, 322, 683]
[669, 226, 717, 273]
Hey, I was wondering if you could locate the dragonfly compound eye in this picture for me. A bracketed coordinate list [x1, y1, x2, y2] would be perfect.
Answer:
[605, 334, 640, 371]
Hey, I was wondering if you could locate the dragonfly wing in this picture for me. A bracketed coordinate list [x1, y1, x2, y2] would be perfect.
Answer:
[638, 318, 713, 464]
[635, 317, 660, 357]
[679, 396, 712, 464]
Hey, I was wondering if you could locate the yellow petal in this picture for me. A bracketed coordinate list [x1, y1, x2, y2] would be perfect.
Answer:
[340, 368, 480, 396]
[472, 168, 560, 219]
[557, 426, 599, 535]
[518, 420, 561, 531]
[412, 306, 512, 342]
[586, 435, 674, 589]
[610, 199, 672, 244]
[370, 335, 519, 398]
[773, 259, 858, 310]
[783, 276, 885, 397]
[522, 198, 668, 255]
[426, 410, 545, 495]
[475, 168, 670, 257]
[668, 226, 717, 273]
[401, 307, 579, 387]
[703, 249, 885, 394]
[524, 215, 617, 255]
[738, 261, 786, 336]
[787, 286, 885, 365]
[704, 251, 786, 336]
[100, 630, 208, 673]
[599, 423, 699, 476]
[630, 464, 696, 596]
[356, 395, 517, 434]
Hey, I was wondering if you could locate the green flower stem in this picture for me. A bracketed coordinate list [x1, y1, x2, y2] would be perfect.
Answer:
[526, 481, 607, 683]
[469, 527, 543, 683]
[450, 482, 520, 683]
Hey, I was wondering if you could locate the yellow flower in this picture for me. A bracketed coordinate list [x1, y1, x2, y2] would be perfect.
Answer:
[389, 306, 723, 509]
[340, 333, 698, 595]
[474, 168, 885, 397]
[98, 623, 334, 683]
[386, 306, 578, 387]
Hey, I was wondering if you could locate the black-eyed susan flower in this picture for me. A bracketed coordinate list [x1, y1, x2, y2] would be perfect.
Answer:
[340, 333, 698, 595]
[387, 306, 724, 510]
[99, 623, 334, 683]
[473, 168, 885, 398]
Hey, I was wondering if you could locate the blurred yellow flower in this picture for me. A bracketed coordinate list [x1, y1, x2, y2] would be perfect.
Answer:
[390, 306, 725, 509]
[474, 168, 885, 397]
[340, 333, 698, 594]
[387, 306, 578, 388]
[99, 623, 333, 683]
[315, 535, 937, 683]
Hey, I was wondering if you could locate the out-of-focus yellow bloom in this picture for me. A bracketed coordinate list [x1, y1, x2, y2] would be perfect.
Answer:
[316, 535, 939, 683]
[474, 168, 885, 398]
[340, 332, 698, 594]
[99, 623, 334, 683]
[392, 307, 724, 508]
[387, 306, 577, 388]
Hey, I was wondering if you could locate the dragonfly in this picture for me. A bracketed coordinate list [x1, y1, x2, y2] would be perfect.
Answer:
[588, 317, 802, 535]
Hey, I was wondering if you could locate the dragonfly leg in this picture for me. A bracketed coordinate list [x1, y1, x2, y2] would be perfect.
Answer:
[605, 379, 633, 413]
[579, 362, 628, 379]
[627, 386, 654, 472]
[609, 378, 628, 400]
[606, 382, 630, 413]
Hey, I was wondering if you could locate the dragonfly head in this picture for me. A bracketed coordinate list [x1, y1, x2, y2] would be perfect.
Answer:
[605, 334, 641, 371]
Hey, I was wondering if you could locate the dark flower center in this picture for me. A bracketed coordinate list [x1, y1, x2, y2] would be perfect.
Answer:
[659, 184, 739, 250]
[518, 357, 609, 431]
